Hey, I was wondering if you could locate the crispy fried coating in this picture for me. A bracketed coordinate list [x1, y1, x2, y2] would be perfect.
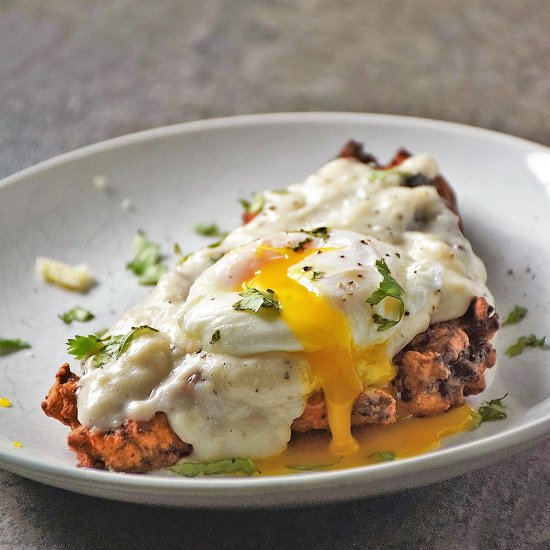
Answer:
[291, 388, 396, 432]
[42, 367, 192, 472]
[393, 297, 498, 416]
[41, 364, 79, 428]
[42, 365, 396, 471]
[68, 412, 192, 473]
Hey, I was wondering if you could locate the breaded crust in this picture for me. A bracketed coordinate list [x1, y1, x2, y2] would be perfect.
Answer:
[292, 388, 396, 432]
[393, 297, 498, 416]
[42, 367, 398, 471]
[41, 365, 192, 472]
[41, 363, 79, 428]
[68, 412, 192, 473]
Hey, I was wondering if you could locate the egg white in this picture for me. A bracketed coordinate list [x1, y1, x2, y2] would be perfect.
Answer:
[180, 229, 442, 358]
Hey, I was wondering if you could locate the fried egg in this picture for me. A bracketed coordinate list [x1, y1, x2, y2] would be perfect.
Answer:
[181, 229, 443, 453]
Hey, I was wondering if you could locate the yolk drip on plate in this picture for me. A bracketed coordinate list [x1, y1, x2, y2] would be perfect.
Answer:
[245, 246, 394, 455]
[254, 403, 475, 475]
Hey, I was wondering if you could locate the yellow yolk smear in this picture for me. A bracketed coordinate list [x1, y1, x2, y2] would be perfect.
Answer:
[254, 403, 475, 475]
[245, 246, 391, 455]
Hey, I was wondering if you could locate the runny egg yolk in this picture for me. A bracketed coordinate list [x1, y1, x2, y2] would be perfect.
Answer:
[243, 246, 394, 455]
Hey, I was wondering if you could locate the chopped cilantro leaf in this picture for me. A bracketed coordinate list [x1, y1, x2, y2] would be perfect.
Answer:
[0, 338, 31, 356]
[168, 457, 257, 477]
[502, 305, 528, 326]
[285, 457, 343, 471]
[173, 243, 191, 265]
[67, 334, 105, 360]
[368, 168, 405, 183]
[210, 330, 221, 345]
[366, 259, 405, 332]
[207, 239, 224, 249]
[238, 192, 266, 216]
[233, 287, 281, 314]
[305, 227, 330, 241]
[372, 313, 401, 331]
[505, 335, 546, 357]
[194, 223, 228, 239]
[469, 409, 483, 430]
[477, 394, 508, 422]
[67, 326, 158, 367]
[291, 238, 312, 252]
[58, 306, 95, 324]
[115, 326, 159, 359]
[368, 451, 396, 462]
[311, 271, 325, 281]
[126, 232, 166, 285]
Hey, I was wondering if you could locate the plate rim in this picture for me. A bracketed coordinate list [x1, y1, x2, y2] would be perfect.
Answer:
[1, 111, 549, 505]
[1, 111, 549, 189]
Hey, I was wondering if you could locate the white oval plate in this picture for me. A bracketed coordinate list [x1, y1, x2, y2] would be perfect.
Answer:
[1, 113, 549, 507]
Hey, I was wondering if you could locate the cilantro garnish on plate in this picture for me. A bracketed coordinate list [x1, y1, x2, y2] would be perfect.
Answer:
[0, 338, 31, 356]
[126, 232, 166, 285]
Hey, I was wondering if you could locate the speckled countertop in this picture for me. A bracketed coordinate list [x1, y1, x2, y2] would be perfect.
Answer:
[1, 2, 549, 548]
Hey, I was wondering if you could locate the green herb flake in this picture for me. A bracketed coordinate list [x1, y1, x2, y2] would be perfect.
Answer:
[366, 258, 405, 332]
[67, 326, 158, 367]
[368, 451, 396, 463]
[311, 271, 325, 281]
[476, 394, 508, 422]
[238, 192, 266, 215]
[233, 287, 281, 314]
[168, 457, 257, 477]
[505, 335, 546, 357]
[502, 305, 528, 326]
[173, 243, 191, 265]
[210, 330, 221, 345]
[368, 168, 407, 183]
[469, 409, 483, 430]
[67, 334, 105, 361]
[372, 313, 401, 332]
[305, 227, 330, 241]
[58, 306, 95, 325]
[126, 232, 166, 285]
[115, 326, 158, 359]
[285, 457, 343, 471]
[291, 238, 312, 252]
[194, 223, 228, 239]
[0, 338, 31, 356]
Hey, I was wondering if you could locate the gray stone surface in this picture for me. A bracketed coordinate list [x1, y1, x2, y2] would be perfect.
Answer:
[1, 1, 549, 548]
